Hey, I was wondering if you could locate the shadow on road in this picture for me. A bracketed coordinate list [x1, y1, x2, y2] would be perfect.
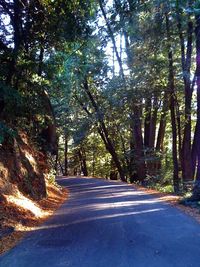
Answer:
[26, 177, 167, 233]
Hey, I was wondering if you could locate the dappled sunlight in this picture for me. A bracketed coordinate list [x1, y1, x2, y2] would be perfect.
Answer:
[28, 207, 165, 231]
[158, 195, 180, 203]
[1, 178, 170, 242]
[6, 191, 48, 218]
[111, 190, 146, 197]
[24, 151, 37, 173]
[0, 162, 8, 179]
[88, 184, 129, 189]
[95, 191, 146, 199]
[71, 187, 146, 197]
[110, 199, 162, 207]
[78, 199, 163, 211]
[20, 177, 167, 232]
[55, 193, 164, 216]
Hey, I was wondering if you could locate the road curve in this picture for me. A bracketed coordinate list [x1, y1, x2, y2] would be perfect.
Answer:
[1, 177, 200, 267]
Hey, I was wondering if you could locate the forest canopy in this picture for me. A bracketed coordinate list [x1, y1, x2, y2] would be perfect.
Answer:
[1, 0, 200, 199]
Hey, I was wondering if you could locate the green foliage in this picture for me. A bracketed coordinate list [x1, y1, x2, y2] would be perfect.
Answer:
[0, 122, 16, 144]
[154, 184, 174, 194]
[0, 82, 22, 117]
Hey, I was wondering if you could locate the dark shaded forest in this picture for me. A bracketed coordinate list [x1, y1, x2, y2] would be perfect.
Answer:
[1, 0, 200, 200]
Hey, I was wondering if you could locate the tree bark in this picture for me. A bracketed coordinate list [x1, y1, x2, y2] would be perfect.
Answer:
[78, 148, 88, 176]
[166, 13, 180, 193]
[155, 92, 169, 172]
[81, 79, 126, 181]
[130, 103, 146, 182]
[149, 95, 158, 149]
[176, 1, 194, 187]
[191, 10, 200, 200]
[144, 98, 151, 148]
[156, 91, 168, 152]
[129, 124, 137, 182]
[6, 0, 22, 85]
[64, 131, 68, 176]
[98, 0, 125, 79]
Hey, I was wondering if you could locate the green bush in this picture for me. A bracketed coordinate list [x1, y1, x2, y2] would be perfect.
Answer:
[0, 122, 16, 144]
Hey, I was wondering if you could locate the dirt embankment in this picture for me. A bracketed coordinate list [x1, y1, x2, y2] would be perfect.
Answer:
[0, 181, 67, 255]
[0, 132, 68, 255]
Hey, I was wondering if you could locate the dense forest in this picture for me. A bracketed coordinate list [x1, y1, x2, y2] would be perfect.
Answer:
[1, 0, 200, 200]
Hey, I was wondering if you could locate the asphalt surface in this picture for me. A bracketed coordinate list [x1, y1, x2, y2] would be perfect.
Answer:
[1, 177, 200, 267]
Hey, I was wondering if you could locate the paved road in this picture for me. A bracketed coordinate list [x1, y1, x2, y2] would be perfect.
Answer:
[1, 177, 200, 267]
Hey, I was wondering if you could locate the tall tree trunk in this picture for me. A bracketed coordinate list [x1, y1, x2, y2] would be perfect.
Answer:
[59, 160, 64, 175]
[149, 95, 158, 149]
[78, 148, 88, 176]
[129, 125, 137, 182]
[147, 95, 159, 175]
[176, 98, 182, 171]
[37, 46, 58, 155]
[113, 0, 146, 181]
[155, 92, 168, 172]
[123, 15, 146, 182]
[156, 92, 168, 152]
[156, 115, 166, 152]
[81, 79, 126, 181]
[7, 0, 22, 85]
[144, 97, 153, 175]
[144, 97, 151, 148]
[166, 13, 180, 193]
[98, 0, 124, 79]
[191, 10, 200, 200]
[131, 103, 146, 182]
[64, 131, 68, 176]
[97, 126, 125, 181]
[110, 159, 118, 180]
[176, 1, 194, 188]
[55, 151, 58, 175]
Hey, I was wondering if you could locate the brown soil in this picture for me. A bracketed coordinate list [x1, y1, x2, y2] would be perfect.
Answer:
[0, 181, 68, 255]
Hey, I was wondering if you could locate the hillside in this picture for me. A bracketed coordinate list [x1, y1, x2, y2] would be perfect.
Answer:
[0, 132, 67, 254]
